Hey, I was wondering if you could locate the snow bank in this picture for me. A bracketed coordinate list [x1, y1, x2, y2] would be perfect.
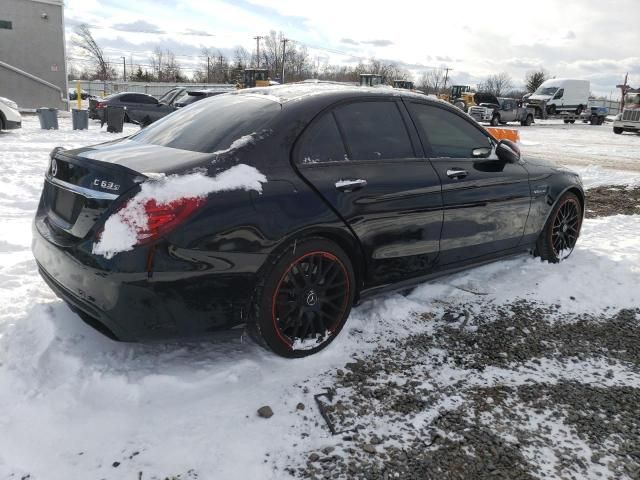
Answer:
[92, 164, 266, 259]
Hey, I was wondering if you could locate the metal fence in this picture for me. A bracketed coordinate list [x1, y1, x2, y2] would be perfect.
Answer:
[70, 80, 236, 98]
[590, 99, 621, 115]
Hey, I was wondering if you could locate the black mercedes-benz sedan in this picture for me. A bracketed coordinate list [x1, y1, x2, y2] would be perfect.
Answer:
[32, 83, 584, 357]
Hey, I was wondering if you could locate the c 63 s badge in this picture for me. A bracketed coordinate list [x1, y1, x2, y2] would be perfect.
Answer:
[93, 179, 120, 191]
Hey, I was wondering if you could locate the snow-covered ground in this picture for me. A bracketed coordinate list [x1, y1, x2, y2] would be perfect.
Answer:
[519, 119, 640, 173]
[0, 115, 639, 479]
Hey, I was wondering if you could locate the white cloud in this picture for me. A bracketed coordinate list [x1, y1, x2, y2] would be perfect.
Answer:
[63, 0, 640, 95]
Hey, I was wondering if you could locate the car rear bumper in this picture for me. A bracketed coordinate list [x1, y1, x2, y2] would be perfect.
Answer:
[32, 220, 267, 341]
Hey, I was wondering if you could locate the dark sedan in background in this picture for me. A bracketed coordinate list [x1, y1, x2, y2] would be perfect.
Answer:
[33, 84, 584, 358]
[88, 91, 160, 121]
[127, 87, 234, 126]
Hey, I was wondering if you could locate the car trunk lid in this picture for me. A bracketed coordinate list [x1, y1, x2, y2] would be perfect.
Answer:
[37, 140, 211, 244]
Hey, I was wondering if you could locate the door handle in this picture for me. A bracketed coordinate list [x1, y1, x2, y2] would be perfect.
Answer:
[446, 168, 468, 179]
[335, 179, 367, 192]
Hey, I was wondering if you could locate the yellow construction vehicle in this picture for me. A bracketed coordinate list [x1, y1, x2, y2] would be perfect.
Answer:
[238, 69, 270, 89]
[439, 85, 477, 111]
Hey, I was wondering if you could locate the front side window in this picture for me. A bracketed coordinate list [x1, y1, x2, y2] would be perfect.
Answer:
[298, 113, 347, 164]
[333, 101, 414, 160]
[553, 88, 564, 100]
[409, 103, 491, 158]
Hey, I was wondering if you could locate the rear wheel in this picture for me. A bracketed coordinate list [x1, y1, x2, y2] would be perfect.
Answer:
[535, 192, 582, 263]
[251, 238, 355, 358]
[613, 127, 623, 134]
[597, 116, 604, 125]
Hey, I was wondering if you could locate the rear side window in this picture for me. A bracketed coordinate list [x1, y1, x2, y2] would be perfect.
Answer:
[409, 103, 491, 158]
[135, 94, 157, 104]
[334, 101, 414, 160]
[131, 94, 281, 153]
[298, 113, 347, 164]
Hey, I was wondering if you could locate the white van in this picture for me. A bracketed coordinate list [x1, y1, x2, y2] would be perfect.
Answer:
[527, 79, 590, 116]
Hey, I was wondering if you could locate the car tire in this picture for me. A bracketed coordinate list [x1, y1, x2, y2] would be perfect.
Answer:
[597, 116, 604, 125]
[613, 127, 623, 134]
[590, 115, 598, 125]
[547, 105, 556, 115]
[0, 113, 5, 131]
[490, 114, 500, 126]
[453, 100, 466, 111]
[535, 192, 582, 263]
[249, 237, 355, 358]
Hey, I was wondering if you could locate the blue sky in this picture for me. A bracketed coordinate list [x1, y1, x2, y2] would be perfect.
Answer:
[64, 0, 640, 95]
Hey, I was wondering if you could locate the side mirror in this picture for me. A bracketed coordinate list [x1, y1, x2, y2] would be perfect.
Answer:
[496, 139, 520, 163]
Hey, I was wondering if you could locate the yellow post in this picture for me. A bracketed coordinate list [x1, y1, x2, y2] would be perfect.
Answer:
[76, 80, 82, 110]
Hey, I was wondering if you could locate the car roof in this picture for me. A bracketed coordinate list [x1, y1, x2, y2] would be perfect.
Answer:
[233, 81, 444, 106]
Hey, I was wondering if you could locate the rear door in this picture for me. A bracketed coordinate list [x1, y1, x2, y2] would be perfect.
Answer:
[294, 99, 443, 287]
[406, 101, 531, 265]
[501, 100, 516, 122]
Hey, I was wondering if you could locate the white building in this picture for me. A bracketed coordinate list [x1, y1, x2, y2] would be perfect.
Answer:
[0, 0, 68, 110]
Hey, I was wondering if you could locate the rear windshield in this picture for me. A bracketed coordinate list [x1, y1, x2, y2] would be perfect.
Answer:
[130, 94, 281, 153]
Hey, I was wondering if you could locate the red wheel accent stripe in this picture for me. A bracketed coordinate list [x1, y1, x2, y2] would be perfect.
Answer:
[271, 250, 350, 350]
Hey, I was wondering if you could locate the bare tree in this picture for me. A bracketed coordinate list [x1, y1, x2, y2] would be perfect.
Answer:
[525, 69, 548, 93]
[73, 24, 115, 80]
[150, 47, 185, 82]
[478, 72, 514, 96]
[418, 68, 448, 94]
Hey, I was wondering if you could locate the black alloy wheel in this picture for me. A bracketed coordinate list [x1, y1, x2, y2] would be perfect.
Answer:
[536, 192, 582, 263]
[251, 238, 355, 357]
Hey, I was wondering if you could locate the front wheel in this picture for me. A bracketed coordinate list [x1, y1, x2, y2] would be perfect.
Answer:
[535, 192, 582, 263]
[613, 127, 623, 134]
[251, 238, 355, 358]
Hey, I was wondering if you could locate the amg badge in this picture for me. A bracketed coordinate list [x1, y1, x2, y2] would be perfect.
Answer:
[93, 179, 120, 191]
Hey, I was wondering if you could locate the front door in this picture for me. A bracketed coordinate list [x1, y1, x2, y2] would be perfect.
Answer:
[406, 101, 531, 265]
[294, 99, 443, 287]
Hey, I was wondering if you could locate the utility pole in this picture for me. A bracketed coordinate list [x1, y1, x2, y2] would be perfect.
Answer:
[121, 56, 126, 81]
[253, 35, 263, 68]
[281, 38, 289, 84]
[616, 72, 629, 111]
[443, 67, 452, 91]
[207, 56, 210, 83]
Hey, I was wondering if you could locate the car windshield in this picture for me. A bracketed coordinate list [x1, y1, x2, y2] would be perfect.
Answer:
[625, 94, 640, 105]
[130, 94, 281, 153]
[534, 87, 559, 96]
[158, 88, 180, 103]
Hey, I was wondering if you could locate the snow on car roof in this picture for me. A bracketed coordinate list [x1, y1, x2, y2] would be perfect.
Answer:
[235, 81, 433, 105]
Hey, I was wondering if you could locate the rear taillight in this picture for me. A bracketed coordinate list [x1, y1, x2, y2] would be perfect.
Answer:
[135, 197, 204, 245]
[96, 102, 106, 109]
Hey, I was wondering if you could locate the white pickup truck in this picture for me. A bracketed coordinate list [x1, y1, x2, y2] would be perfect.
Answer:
[468, 95, 535, 126]
[613, 90, 640, 135]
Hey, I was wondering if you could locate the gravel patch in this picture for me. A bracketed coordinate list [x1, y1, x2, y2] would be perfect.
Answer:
[290, 301, 640, 480]
[585, 185, 640, 218]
